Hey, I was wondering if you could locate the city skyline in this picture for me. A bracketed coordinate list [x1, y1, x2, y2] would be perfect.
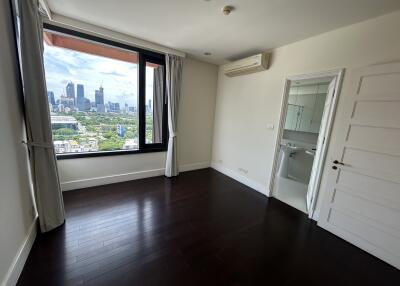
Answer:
[48, 81, 153, 114]
[43, 41, 156, 107]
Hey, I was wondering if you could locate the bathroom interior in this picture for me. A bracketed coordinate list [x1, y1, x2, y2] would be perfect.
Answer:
[273, 76, 334, 214]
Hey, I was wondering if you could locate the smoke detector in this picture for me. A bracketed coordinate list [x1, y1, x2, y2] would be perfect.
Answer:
[222, 5, 234, 15]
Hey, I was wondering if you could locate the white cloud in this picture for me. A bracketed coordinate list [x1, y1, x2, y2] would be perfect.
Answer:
[43, 43, 139, 107]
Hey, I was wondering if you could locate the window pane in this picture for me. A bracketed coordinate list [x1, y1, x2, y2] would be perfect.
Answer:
[145, 62, 164, 144]
[43, 30, 139, 154]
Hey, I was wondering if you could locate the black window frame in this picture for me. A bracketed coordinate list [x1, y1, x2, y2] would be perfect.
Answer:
[43, 23, 168, 160]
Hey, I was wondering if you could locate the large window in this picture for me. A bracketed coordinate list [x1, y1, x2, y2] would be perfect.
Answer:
[43, 25, 167, 159]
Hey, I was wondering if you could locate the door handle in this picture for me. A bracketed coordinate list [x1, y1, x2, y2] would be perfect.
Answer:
[333, 160, 345, 165]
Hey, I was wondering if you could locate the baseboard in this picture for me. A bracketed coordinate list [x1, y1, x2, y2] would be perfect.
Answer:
[61, 162, 211, 191]
[179, 161, 210, 172]
[1, 217, 37, 286]
[61, 168, 166, 191]
[210, 162, 268, 196]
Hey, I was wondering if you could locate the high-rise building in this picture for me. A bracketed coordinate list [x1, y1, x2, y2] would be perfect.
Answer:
[108, 101, 120, 113]
[83, 98, 91, 111]
[115, 103, 120, 112]
[95, 86, 104, 105]
[77, 84, 85, 111]
[117, 124, 126, 137]
[60, 96, 74, 109]
[95, 86, 105, 113]
[47, 91, 55, 105]
[97, 104, 105, 113]
[66, 82, 75, 105]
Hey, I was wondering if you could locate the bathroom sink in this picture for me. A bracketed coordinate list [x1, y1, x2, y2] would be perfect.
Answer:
[281, 143, 304, 151]
[277, 143, 305, 178]
[288, 145, 304, 151]
[305, 150, 316, 156]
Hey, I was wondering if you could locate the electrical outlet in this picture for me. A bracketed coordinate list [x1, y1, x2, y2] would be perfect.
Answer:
[218, 159, 223, 164]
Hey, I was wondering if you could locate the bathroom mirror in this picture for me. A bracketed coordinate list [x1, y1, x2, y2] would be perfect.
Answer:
[284, 83, 328, 133]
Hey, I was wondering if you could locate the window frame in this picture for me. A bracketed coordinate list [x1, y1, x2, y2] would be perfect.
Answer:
[43, 23, 168, 160]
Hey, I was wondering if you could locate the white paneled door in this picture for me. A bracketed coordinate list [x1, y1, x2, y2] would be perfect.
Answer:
[318, 62, 400, 269]
[307, 78, 336, 214]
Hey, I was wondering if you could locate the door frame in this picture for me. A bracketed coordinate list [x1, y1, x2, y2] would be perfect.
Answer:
[268, 68, 344, 219]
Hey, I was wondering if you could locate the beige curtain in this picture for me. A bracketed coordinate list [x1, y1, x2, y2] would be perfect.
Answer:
[165, 55, 183, 177]
[17, 0, 65, 232]
[153, 66, 164, 143]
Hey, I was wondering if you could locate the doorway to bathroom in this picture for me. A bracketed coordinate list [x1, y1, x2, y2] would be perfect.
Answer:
[270, 69, 343, 218]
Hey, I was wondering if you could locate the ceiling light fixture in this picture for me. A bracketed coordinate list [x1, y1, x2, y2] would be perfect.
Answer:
[222, 5, 234, 15]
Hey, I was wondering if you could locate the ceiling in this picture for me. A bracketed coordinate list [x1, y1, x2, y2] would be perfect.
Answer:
[46, 0, 400, 65]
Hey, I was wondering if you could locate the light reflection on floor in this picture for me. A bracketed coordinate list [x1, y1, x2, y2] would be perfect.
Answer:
[274, 176, 308, 213]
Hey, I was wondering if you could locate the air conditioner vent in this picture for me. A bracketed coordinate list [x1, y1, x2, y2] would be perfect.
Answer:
[224, 53, 270, 77]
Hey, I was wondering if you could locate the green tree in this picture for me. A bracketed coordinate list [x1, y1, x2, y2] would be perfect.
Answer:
[52, 128, 77, 136]
[99, 139, 123, 151]
[124, 130, 134, 139]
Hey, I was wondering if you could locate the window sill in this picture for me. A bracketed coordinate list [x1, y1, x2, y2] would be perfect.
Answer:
[56, 148, 167, 160]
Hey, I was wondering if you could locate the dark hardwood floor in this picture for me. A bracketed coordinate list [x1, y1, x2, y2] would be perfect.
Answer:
[18, 168, 399, 285]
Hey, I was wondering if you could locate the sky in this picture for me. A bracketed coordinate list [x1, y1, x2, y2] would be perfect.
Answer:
[43, 42, 154, 107]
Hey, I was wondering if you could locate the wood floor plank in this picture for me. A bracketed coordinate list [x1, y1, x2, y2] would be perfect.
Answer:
[17, 168, 400, 285]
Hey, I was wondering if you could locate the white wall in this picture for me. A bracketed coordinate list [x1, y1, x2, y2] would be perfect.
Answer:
[58, 57, 218, 190]
[0, 1, 37, 284]
[178, 57, 218, 166]
[211, 10, 400, 211]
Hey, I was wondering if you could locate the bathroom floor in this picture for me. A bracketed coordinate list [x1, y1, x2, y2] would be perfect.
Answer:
[274, 176, 308, 213]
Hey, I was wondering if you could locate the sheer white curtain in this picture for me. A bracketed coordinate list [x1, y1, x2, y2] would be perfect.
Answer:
[16, 0, 65, 232]
[165, 55, 183, 177]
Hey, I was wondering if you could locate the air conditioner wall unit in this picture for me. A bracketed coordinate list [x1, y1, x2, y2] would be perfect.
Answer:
[224, 53, 270, 77]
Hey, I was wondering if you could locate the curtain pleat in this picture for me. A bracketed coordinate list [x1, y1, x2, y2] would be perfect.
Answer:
[153, 66, 164, 143]
[17, 0, 65, 232]
[165, 55, 183, 177]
